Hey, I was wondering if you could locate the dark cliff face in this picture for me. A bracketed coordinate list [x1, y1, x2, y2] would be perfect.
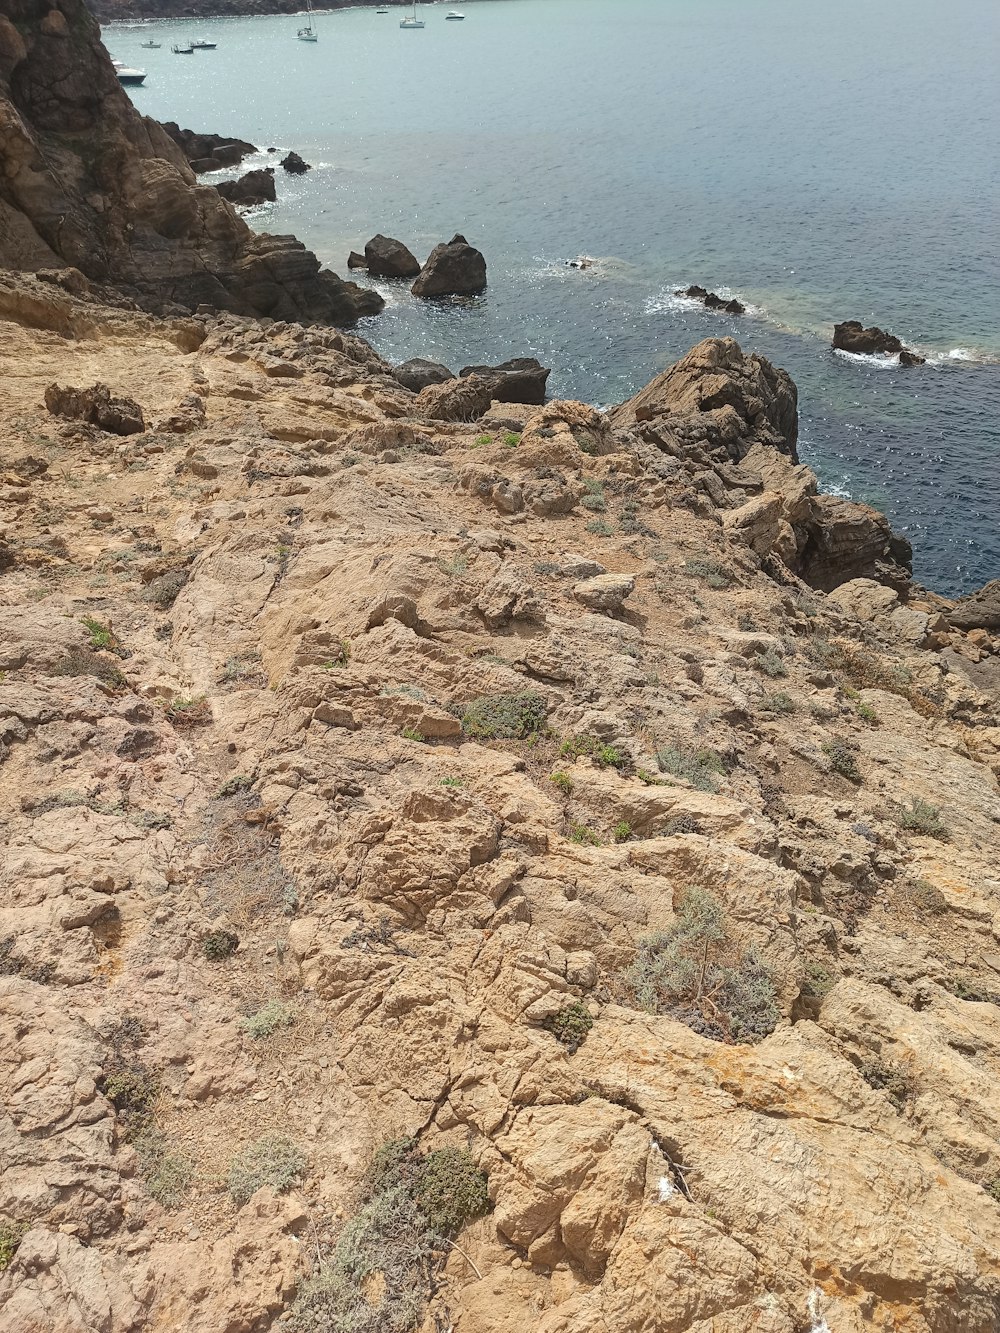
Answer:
[0, 0, 382, 323]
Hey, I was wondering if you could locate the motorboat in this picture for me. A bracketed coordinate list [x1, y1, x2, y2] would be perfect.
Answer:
[140, 40, 161, 48]
[297, 0, 318, 41]
[191, 38, 217, 48]
[172, 43, 194, 53]
[113, 61, 147, 84]
[445, 10, 465, 18]
[400, 3, 425, 28]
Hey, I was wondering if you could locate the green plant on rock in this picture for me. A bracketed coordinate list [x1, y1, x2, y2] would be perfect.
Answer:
[585, 519, 614, 536]
[549, 770, 574, 795]
[655, 743, 725, 792]
[436, 553, 469, 577]
[985, 1179, 1000, 1205]
[909, 878, 948, 914]
[401, 726, 425, 743]
[544, 1001, 594, 1053]
[896, 798, 950, 841]
[569, 823, 602, 846]
[216, 774, 253, 798]
[202, 929, 239, 961]
[580, 478, 606, 512]
[81, 616, 123, 654]
[135, 1128, 193, 1208]
[0, 1220, 27, 1271]
[461, 691, 548, 741]
[612, 819, 633, 843]
[823, 740, 862, 783]
[765, 692, 796, 715]
[414, 1147, 490, 1236]
[615, 887, 779, 1044]
[227, 1133, 306, 1206]
[855, 700, 879, 725]
[944, 976, 1000, 1006]
[240, 999, 295, 1039]
[684, 556, 731, 589]
[501, 431, 521, 448]
[859, 1058, 911, 1110]
[559, 734, 629, 771]
[753, 648, 787, 679]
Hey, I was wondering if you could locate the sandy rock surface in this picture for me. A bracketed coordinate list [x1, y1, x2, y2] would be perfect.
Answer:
[2, 276, 1000, 1332]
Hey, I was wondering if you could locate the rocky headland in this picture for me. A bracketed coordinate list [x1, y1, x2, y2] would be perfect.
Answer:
[3, 6, 1000, 1333]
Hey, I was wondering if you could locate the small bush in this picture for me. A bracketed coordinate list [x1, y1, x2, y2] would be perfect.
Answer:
[49, 647, 126, 688]
[82, 616, 124, 655]
[615, 888, 779, 1044]
[569, 823, 602, 846]
[581, 478, 606, 512]
[501, 431, 521, 448]
[241, 999, 295, 1039]
[461, 691, 548, 741]
[661, 813, 700, 836]
[549, 770, 574, 795]
[436, 554, 468, 577]
[474, 434, 492, 447]
[165, 696, 212, 727]
[414, 1147, 490, 1236]
[0, 1220, 27, 1271]
[765, 692, 796, 714]
[142, 570, 189, 608]
[560, 734, 629, 770]
[823, 741, 861, 783]
[544, 1001, 593, 1053]
[909, 878, 948, 914]
[860, 1058, 911, 1110]
[802, 962, 835, 1000]
[944, 976, 1000, 1006]
[135, 1128, 193, 1208]
[401, 726, 425, 742]
[202, 929, 239, 961]
[585, 519, 614, 536]
[985, 1179, 1000, 1204]
[533, 560, 562, 576]
[855, 700, 879, 725]
[102, 1062, 159, 1125]
[897, 798, 950, 841]
[216, 774, 253, 798]
[656, 744, 725, 792]
[612, 819, 632, 843]
[440, 776, 464, 789]
[753, 648, 787, 679]
[227, 1133, 306, 1205]
[685, 556, 731, 589]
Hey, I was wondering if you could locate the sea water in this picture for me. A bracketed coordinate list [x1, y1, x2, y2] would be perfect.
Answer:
[108, 0, 1000, 595]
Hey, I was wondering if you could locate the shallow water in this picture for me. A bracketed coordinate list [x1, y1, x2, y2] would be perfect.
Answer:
[109, 0, 1000, 595]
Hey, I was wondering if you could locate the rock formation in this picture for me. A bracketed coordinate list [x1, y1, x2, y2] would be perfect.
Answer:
[0, 0, 381, 324]
[833, 320, 926, 364]
[215, 169, 277, 207]
[280, 151, 311, 175]
[460, 357, 551, 405]
[393, 357, 455, 392]
[364, 234, 421, 279]
[160, 122, 258, 173]
[2, 274, 1000, 1333]
[947, 578, 1000, 631]
[412, 233, 488, 298]
[677, 284, 746, 315]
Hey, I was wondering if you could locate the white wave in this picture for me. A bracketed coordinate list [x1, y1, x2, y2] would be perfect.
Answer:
[644, 285, 764, 319]
[832, 347, 901, 370]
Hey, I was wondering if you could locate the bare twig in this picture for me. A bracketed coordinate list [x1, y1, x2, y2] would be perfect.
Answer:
[441, 1239, 483, 1280]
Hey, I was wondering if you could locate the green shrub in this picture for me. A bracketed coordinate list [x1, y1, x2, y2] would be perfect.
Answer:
[474, 434, 492, 447]
[569, 823, 602, 846]
[909, 878, 948, 914]
[859, 1058, 911, 1110]
[753, 648, 787, 678]
[549, 771, 574, 795]
[436, 554, 468, 577]
[202, 929, 239, 961]
[461, 691, 548, 741]
[414, 1147, 490, 1236]
[616, 888, 779, 1044]
[440, 776, 464, 789]
[897, 798, 950, 841]
[581, 478, 606, 512]
[560, 734, 629, 770]
[944, 976, 1000, 1006]
[227, 1133, 306, 1205]
[985, 1179, 1000, 1204]
[401, 726, 425, 742]
[0, 1220, 27, 1271]
[585, 519, 614, 536]
[544, 1001, 594, 1053]
[612, 819, 632, 843]
[501, 431, 521, 448]
[802, 962, 835, 1000]
[240, 999, 295, 1039]
[216, 774, 253, 798]
[135, 1128, 193, 1208]
[855, 700, 879, 725]
[823, 741, 861, 783]
[765, 692, 796, 714]
[684, 556, 731, 589]
[82, 616, 122, 654]
[142, 569, 188, 608]
[661, 813, 701, 836]
[655, 744, 725, 792]
[102, 1062, 159, 1126]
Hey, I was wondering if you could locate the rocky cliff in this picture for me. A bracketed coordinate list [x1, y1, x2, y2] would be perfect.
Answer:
[1, 269, 1000, 1333]
[0, 0, 380, 323]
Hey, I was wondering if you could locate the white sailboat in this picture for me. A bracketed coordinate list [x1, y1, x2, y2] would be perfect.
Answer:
[400, 2, 425, 29]
[297, 0, 318, 42]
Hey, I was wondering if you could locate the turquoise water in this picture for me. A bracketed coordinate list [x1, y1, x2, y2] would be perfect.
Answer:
[108, 0, 1000, 595]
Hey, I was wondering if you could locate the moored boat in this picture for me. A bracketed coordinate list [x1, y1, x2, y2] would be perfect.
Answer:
[171, 43, 194, 54]
[400, 2, 425, 29]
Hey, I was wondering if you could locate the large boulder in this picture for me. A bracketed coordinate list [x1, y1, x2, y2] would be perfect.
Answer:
[459, 358, 550, 405]
[796, 495, 912, 593]
[214, 169, 276, 207]
[833, 321, 925, 364]
[0, 4, 381, 325]
[280, 151, 311, 174]
[44, 382, 145, 435]
[159, 122, 257, 173]
[611, 337, 798, 461]
[364, 235, 421, 279]
[411, 234, 487, 298]
[413, 374, 495, 422]
[947, 581, 1000, 632]
[393, 358, 455, 393]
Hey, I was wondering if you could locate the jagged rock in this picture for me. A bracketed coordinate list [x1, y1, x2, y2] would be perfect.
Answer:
[834, 320, 925, 364]
[947, 580, 1000, 632]
[347, 251, 367, 269]
[214, 169, 276, 207]
[44, 382, 145, 435]
[160, 122, 257, 172]
[364, 235, 421, 279]
[411, 234, 487, 298]
[393, 359, 455, 393]
[459, 358, 551, 405]
[0, 6, 380, 324]
[611, 336, 799, 461]
[573, 573, 635, 615]
[280, 151, 311, 174]
[413, 374, 494, 422]
[797, 495, 912, 592]
[678, 285, 746, 315]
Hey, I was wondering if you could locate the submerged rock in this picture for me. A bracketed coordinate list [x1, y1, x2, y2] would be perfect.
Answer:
[364, 235, 421, 279]
[834, 320, 925, 364]
[459, 357, 551, 405]
[412, 234, 487, 298]
[678, 285, 746, 315]
[280, 151, 311, 174]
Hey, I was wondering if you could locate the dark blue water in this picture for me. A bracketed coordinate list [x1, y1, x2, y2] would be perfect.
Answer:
[109, 0, 1000, 594]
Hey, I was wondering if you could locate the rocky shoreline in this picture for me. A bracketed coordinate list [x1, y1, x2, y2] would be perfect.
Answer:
[3, 7, 1000, 1333]
[88, 0, 438, 20]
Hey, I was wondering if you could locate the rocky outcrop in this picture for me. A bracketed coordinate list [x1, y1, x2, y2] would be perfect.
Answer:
[394, 358, 455, 392]
[947, 579, 1000, 631]
[44, 381, 145, 434]
[215, 169, 276, 207]
[364, 235, 421, 279]
[460, 358, 551, 405]
[677, 284, 746, 315]
[412, 234, 488, 298]
[160, 122, 257, 172]
[834, 320, 926, 364]
[0, 0, 381, 325]
[280, 151, 311, 174]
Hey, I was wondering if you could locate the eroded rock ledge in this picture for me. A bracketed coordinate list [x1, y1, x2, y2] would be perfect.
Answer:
[1, 269, 1000, 1333]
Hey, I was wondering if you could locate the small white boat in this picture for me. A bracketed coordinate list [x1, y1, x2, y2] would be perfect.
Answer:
[400, 3, 425, 29]
[140, 40, 161, 48]
[297, 0, 318, 40]
[172, 43, 194, 54]
[445, 10, 466, 18]
[113, 61, 147, 84]
[191, 38, 217, 49]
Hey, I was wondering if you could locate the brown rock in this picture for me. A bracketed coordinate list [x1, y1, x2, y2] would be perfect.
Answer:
[364, 235, 421, 279]
[214, 169, 276, 207]
[411, 233, 487, 298]
[44, 382, 145, 435]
